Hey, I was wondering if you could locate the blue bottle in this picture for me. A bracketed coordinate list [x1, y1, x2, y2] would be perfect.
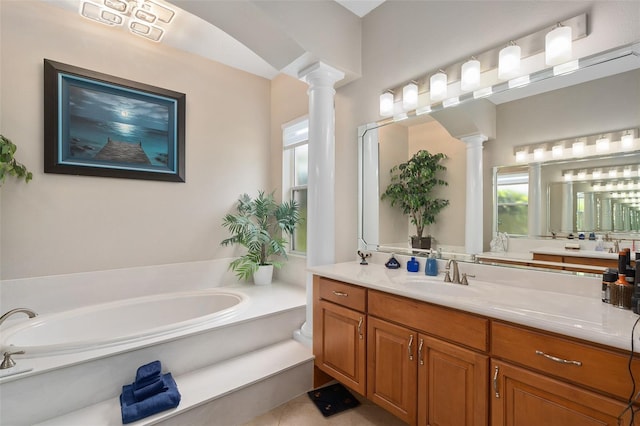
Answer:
[407, 257, 419, 272]
[426, 252, 438, 276]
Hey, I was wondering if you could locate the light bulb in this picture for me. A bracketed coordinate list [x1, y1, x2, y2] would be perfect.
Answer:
[379, 92, 394, 117]
[430, 71, 447, 102]
[460, 59, 480, 92]
[533, 148, 544, 161]
[572, 141, 585, 156]
[498, 44, 521, 80]
[402, 82, 418, 111]
[545, 25, 572, 66]
[621, 134, 634, 149]
[515, 150, 527, 163]
[596, 137, 610, 152]
[552, 145, 564, 158]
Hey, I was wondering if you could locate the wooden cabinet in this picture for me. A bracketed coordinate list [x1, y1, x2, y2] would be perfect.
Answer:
[491, 360, 636, 425]
[367, 316, 418, 424]
[367, 290, 489, 426]
[313, 275, 640, 426]
[419, 335, 488, 426]
[313, 276, 367, 395]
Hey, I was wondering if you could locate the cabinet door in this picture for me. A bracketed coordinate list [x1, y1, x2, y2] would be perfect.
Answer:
[367, 316, 418, 425]
[315, 300, 366, 395]
[418, 335, 488, 426]
[491, 360, 637, 426]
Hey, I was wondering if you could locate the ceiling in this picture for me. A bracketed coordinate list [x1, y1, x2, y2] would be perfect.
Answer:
[47, 0, 380, 83]
[335, 0, 385, 17]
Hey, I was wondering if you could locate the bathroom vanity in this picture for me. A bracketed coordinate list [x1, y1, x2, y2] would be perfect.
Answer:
[310, 261, 640, 426]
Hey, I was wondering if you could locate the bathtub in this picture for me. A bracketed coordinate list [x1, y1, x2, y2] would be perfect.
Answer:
[0, 289, 247, 357]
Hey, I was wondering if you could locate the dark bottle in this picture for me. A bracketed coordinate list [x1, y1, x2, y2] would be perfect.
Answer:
[634, 261, 640, 314]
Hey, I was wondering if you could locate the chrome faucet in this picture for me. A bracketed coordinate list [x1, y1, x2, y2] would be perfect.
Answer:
[444, 259, 460, 284]
[0, 308, 37, 327]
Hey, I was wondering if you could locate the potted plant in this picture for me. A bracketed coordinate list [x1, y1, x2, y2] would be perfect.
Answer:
[1, 134, 32, 185]
[221, 191, 300, 285]
[381, 149, 449, 250]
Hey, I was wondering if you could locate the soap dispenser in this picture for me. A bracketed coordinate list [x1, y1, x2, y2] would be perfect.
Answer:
[407, 257, 419, 272]
[426, 251, 438, 276]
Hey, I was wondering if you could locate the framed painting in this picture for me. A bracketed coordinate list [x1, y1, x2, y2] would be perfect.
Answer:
[44, 59, 185, 182]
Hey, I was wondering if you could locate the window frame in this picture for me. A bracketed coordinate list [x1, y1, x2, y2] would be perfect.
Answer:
[282, 116, 309, 255]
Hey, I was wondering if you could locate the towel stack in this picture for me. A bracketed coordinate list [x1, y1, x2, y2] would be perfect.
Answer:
[120, 360, 181, 424]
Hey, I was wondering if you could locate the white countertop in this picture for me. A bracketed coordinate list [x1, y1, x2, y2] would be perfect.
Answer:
[309, 261, 640, 353]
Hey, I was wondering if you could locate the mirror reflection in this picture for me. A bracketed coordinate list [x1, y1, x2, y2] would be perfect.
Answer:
[359, 43, 640, 274]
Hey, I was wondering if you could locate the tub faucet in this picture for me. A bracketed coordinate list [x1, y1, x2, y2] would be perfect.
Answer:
[0, 308, 37, 327]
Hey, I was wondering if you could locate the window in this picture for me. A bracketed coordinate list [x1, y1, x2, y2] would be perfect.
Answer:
[283, 117, 308, 254]
[496, 168, 529, 235]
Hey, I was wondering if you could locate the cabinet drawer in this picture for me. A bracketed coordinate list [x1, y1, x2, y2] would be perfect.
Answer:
[492, 321, 640, 400]
[368, 290, 488, 352]
[317, 277, 366, 312]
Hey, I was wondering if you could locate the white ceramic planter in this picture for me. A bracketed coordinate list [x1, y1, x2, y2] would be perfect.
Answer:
[253, 264, 274, 285]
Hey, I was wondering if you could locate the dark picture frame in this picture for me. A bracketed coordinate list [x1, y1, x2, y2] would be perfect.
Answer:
[44, 59, 185, 182]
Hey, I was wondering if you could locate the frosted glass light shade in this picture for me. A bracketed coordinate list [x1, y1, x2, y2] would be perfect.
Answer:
[552, 145, 564, 158]
[545, 25, 572, 66]
[595, 137, 610, 152]
[379, 92, 394, 117]
[402, 82, 418, 111]
[515, 150, 527, 163]
[430, 72, 447, 102]
[460, 59, 480, 92]
[621, 134, 634, 149]
[498, 44, 521, 80]
[572, 140, 585, 156]
[533, 148, 544, 161]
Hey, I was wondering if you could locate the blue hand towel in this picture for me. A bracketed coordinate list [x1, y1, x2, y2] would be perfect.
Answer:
[120, 373, 181, 424]
[134, 360, 161, 390]
[133, 377, 167, 402]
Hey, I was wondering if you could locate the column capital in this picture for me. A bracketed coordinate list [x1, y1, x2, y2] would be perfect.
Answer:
[460, 133, 488, 147]
[298, 61, 345, 88]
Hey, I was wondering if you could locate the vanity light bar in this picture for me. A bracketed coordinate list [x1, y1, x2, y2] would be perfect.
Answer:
[514, 128, 639, 163]
[378, 13, 587, 117]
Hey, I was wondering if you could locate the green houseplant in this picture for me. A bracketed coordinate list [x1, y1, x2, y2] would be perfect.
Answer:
[221, 191, 300, 284]
[381, 149, 449, 249]
[1, 135, 32, 185]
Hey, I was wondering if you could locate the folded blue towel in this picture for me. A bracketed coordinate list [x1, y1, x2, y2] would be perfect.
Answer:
[121, 373, 180, 424]
[134, 360, 161, 390]
[133, 377, 167, 402]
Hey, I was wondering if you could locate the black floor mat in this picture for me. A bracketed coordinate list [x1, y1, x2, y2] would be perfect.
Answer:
[307, 383, 361, 417]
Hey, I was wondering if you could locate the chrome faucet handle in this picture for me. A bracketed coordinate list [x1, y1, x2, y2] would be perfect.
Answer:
[460, 273, 475, 286]
[1, 351, 25, 369]
[444, 269, 452, 282]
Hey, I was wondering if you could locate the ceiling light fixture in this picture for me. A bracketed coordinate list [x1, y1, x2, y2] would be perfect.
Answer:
[80, 0, 175, 42]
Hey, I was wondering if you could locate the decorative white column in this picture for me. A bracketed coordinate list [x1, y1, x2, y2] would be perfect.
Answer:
[584, 192, 596, 232]
[294, 62, 344, 347]
[460, 134, 488, 254]
[528, 163, 542, 237]
[601, 198, 613, 231]
[561, 182, 574, 233]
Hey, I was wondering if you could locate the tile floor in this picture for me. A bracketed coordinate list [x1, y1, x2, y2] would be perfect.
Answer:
[241, 390, 408, 426]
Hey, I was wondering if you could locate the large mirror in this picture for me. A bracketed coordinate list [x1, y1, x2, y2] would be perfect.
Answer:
[359, 42, 640, 273]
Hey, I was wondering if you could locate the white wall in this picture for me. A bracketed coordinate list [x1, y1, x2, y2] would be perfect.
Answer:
[0, 1, 272, 279]
[334, 1, 640, 261]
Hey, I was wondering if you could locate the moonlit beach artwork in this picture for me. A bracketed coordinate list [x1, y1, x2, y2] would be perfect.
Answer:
[66, 84, 171, 168]
[44, 59, 185, 182]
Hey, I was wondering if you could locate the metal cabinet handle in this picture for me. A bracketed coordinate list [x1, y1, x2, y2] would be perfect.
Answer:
[535, 350, 582, 366]
[418, 338, 424, 366]
[332, 291, 348, 297]
[408, 334, 414, 361]
[493, 365, 500, 398]
[357, 317, 363, 340]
